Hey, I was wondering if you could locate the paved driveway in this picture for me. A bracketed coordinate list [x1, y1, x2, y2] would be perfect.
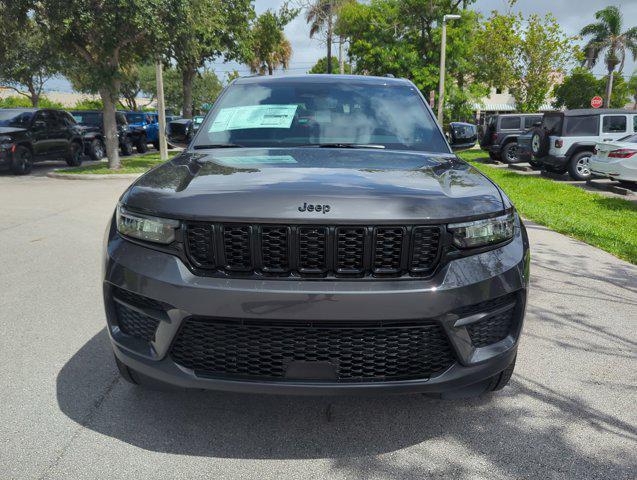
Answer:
[0, 173, 635, 480]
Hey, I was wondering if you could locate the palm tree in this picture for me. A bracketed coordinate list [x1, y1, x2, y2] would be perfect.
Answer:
[306, 0, 350, 74]
[249, 38, 292, 76]
[580, 6, 637, 107]
[248, 8, 297, 76]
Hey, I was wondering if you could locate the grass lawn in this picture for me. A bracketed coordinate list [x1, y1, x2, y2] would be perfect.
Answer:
[58, 151, 178, 175]
[457, 149, 637, 264]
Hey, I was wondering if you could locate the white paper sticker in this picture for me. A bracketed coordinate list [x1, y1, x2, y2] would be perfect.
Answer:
[209, 104, 298, 132]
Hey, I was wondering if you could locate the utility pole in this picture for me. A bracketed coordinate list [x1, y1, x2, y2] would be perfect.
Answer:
[155, 60, 168, 161]
[437, 14, 461, 125]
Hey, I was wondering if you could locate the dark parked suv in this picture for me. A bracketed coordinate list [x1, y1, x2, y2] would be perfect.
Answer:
[70, 110, 144, 158]
[480, 113, 543, 163]
[103, 75, 529, 397]
[0, 108, 83, 174]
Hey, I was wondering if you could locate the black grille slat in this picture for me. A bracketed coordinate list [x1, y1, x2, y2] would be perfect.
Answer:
[336, 227, 365, 274]
[115, 303, 160, 342]
[261, 226, 290, 273]
[373, 227, 405, 274]
[171, 319, 456, 382]
[222, 225, 252, 271]
[298, 227, 328, 274]
[467, 309, 516, 347]
[185, 224, 215, 268]
[184, 223, 442, 278]
[410, 226, 441, 273]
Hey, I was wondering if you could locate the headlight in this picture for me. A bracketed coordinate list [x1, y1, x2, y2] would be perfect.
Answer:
[448, 212, 515, 249]
[116, 204, 179, 244]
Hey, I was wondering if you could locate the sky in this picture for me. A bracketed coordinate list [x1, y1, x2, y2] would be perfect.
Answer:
[45, 0, 637, 93]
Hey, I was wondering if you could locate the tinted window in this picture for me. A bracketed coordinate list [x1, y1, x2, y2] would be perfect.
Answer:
[57, 111, 76, 127]
[524, 116, 542, 128]
[116, 113, 128, 126]
[72, 112, 102, 126]
[34, 111, 56, 128]
[500, 116, 520, 130]
[0, 109, 34, 127]
[196, 82, 449, 152]
[602, 115, 627, 133]
[634, 115, 637, 133]
[563, 115, 598, 136]
[542, 114, 562, 134]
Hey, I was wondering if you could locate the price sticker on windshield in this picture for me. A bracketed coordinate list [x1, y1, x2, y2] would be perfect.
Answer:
[209, 105, 298, 132]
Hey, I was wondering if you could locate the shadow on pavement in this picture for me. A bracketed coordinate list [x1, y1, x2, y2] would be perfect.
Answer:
[55, 329, 636, 477]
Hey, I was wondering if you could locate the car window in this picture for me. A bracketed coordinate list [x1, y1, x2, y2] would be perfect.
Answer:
[633, 115, 637, 133]
[0, 109, 34, 127]
[125, 113, 146, 124]
[524, 116, 542, 128]
[542, 115, 562, 134]
[196, 82, 449, 152]
[34, 111, 56, 128]
[56, 111, 76, 128]
[71, 112, 102, 126]
[499, 116, 520, 130]
[563, 115, 598, 136]
[602, 115, 627, 133]
[116, 113, 128, 126]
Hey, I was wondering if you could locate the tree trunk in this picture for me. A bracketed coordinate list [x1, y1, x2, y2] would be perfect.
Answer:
[181, 66, 195, 119]
[99, 86, 121, 170]
[604, 70, 614, 108]
[26, 83, 39, 107]
[268, 63, 273, 75]
[326, 4, 333, 74]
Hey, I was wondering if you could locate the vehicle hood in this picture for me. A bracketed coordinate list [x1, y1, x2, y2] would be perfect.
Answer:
[0, 126, 27, 136]
[122, 148, 505, 222]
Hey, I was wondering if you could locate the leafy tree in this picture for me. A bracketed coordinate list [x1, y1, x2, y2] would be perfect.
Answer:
[304, 0, 352, 74]
[308, 56, 351, 74]
[553, 67, 601, 109]
[629, 74, 637, 108]
[475, 12, 578, 112]
[580, 6, 637, 107]
[118, 64, 157, 111]
[0, 17, 61, 106]
[248, 5, 298, 75]
[31, 0, 175, 169]
[168, 0, 253, 118]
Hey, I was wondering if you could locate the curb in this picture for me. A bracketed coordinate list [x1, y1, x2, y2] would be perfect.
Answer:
[47, 171, 141, 180]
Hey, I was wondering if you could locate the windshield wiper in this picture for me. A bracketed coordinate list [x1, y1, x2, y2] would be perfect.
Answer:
[299, 143, 386, 149]
[193, 143, 243, 149]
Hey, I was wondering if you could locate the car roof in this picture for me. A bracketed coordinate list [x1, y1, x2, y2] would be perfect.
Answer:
[0, 107, 38, 112]
[492, 113, 542, 117]
[233, 74, 413, 86]
[70, 110, 102, 114]
[558, 108, 637, 116]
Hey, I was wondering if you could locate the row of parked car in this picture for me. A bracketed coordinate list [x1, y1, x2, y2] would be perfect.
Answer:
[480, 109, 637, 185]
[0, 107, 183, 175]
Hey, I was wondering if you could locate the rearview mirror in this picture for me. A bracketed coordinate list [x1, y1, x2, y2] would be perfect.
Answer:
[166, 119, 193, 149]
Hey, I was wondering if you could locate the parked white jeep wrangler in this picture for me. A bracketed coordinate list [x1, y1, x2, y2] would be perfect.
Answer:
[524, 109, 637, 181]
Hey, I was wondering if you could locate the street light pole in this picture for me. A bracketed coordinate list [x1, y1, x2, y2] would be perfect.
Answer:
[437, 14, 461, 125]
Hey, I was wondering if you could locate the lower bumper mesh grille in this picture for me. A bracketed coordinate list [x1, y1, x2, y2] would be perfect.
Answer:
[115, 303, 160, 342]
[463, 293, 519, 348]
[170, 319, 456, 382]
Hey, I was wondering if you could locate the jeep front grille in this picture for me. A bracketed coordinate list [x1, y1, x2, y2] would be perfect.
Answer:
[183, 223, 442, 278]
[170, 318, 456, 382]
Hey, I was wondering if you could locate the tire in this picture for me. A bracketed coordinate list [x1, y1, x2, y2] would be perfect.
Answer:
[65, 141, 83, 167]
[152, 140, 160, 150]
[136, 136, 148, 154]
[120, 137, 134, 156]
[88, 138, 106, 160]
[488, 151, 500, 161]
[568, 151, 593, 181]
[10, 145, 33, 175]
[502, 142, 519, 164]
[530, 128, 550, 157]
[485, 356, 516, 392]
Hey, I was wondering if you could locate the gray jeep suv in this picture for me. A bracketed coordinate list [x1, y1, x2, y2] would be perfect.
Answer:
[103, 75, 529, 396]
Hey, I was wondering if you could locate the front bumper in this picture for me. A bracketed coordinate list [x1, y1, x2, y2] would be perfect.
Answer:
[590, 157, 637, 182]
[103, 218, 530, 395]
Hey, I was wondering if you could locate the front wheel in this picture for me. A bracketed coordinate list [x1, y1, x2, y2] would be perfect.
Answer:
[502, 142, 519, 163]
[88, 138, 106, 160]
[65, 141, 83, 167]
[568, 151, 593, 181]
[120, 137, 134, 156]
[136, 136, 148, 154]
[10, 145, 33, 175]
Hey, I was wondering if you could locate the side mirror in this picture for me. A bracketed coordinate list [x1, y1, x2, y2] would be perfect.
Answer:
[448, 124, 477, 151]
[166, 119, 193, 149]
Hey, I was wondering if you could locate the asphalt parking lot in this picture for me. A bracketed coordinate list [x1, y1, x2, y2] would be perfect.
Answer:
[1, 165, 636, 480]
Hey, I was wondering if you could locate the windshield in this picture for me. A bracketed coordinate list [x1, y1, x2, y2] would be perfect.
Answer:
[0, 110, 34, 127]
[194, 81, 448, 152]
[125, 113, 146, 124]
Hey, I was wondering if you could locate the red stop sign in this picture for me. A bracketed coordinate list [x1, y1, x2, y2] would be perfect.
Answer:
[591, 96, 603, 108]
